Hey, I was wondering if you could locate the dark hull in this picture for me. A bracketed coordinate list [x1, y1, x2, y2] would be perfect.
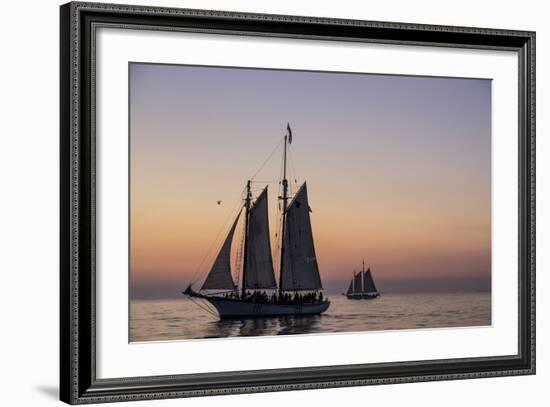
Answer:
[345, 293, 380, 300]
[184, 288, 330, 319]
[206, 297, 330, 319]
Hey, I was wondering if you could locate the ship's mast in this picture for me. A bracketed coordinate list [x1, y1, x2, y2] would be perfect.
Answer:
[278, 130, 290, 296]
[241, 180, 252, 297]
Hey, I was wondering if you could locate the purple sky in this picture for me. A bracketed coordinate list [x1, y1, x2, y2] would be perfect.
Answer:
[130, 63, 491, 298]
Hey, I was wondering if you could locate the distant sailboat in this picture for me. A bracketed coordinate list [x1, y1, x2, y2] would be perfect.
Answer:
[183, 124, 330, 319]
[344, 260, 380, 299]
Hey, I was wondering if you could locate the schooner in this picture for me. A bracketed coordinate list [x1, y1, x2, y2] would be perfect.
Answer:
[344, 260, 380, 299]
[183, 124, 330, 319]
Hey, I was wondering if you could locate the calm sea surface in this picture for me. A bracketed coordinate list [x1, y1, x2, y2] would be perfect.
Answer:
[130, 292, 491, 342]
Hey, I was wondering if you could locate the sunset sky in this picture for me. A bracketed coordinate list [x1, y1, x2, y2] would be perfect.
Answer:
[129, 63, 491, 298]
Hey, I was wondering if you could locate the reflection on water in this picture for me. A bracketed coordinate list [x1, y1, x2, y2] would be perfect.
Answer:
[204, 314, 323, 338]
[130, 292, 491, 342]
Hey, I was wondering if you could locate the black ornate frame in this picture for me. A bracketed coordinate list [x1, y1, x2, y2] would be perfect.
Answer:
[60, 1, 536, 404]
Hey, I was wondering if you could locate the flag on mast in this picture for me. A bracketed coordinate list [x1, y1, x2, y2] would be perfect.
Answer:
[287, 123, 292, 144]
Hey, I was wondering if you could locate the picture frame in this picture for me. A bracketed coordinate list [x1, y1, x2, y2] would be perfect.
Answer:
[60, 1, 536, 404]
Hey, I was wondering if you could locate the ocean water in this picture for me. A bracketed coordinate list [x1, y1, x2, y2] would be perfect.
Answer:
[130, 292, 491, 342]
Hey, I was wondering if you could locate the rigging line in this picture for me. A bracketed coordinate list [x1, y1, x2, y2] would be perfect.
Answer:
[189, 186, 246, 285]
[278, 135, 286, 206]
[273, 210, 283, 274]
[272, 178, 285, 276]
[234, 211, 246, 287]
[288, 148, 299, 185]
[249, 137, 284, 180]
[199, 299, 219, 318]
[190, 192, 244, 285]
[189, 297, 218, 318]
[250, 186, 275, 193]
[278, 140, 285, 198]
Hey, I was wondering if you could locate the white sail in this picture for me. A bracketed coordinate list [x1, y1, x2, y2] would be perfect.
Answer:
[201, 211, 241, 290]
[280, 182, 322, 291]
[244, 187, 277, 289]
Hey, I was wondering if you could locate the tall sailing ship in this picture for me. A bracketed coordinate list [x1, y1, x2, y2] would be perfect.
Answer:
[183, 124, 330, 319]
[344, 260, 380, 299]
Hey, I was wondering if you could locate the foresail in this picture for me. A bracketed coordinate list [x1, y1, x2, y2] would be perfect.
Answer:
[346, 280, 353, 294]
[363, 268, 378, 293]
[201, 211, 241, 290]
[244, 187, 277, 289]
[281, 182, 323, 291]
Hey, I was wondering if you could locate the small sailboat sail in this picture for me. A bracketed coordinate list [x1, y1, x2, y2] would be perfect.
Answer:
[363, 268, 378, 295]
[201, 211, 241, 291]
[244, 187, 277, 289]
[280, 183, 323, 291]
[344, 261, 380, 299]
[353, 271, 362, 294]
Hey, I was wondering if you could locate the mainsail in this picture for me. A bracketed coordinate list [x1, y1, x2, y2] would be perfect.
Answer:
[363, 268, 378, 293]
[244, 187, 277, 289]
[280, 182, 322, 291]
[201, 211, 241, 290]
[353, 271, 362, 294]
